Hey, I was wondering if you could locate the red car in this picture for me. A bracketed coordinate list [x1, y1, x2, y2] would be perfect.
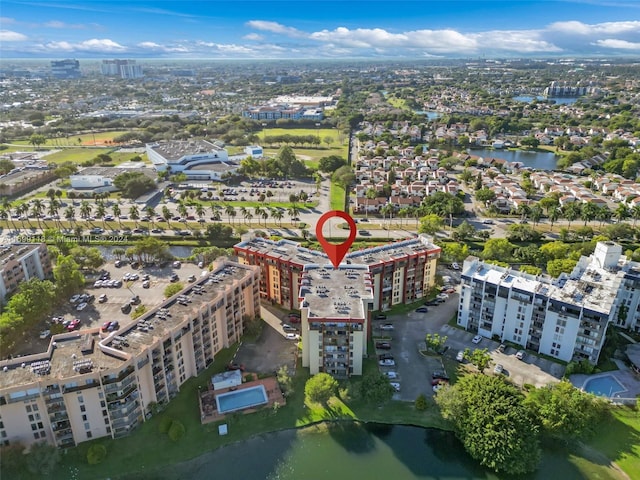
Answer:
[101, 321, 111, 332]
[67, 319, 81, 331]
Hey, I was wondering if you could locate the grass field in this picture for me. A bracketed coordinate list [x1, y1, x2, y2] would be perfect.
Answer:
[260, 127, 346, 145]
[330, 182, 346, 211]
[39, 149, 148, 165]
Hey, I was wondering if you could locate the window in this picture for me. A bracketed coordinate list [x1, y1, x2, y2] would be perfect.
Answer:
[82, 415, 87, 421]
[80, 405, 86, 413]
[78, 395, 84, 403]
[104, 418, 110, 425]
[84, 422, 90, 430]
[102, 410, 107, 417]
[28, 414, 34, 422]
[86, 432, 92, 439]
[100, 401, 106, 408]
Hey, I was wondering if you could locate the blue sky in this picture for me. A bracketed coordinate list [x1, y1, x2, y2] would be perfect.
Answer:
[1, 1, 639, 58]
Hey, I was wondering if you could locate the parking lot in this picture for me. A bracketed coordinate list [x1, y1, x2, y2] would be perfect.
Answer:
[31, 260, 205, 351]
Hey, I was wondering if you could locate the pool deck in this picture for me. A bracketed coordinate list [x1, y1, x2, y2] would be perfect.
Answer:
[570, 359, 640, 404]
[199, 376, 286, 424]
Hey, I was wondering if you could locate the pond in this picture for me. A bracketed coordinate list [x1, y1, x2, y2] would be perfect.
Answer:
[130, 422, 611, 480]
[467, 147, 559, 170]
[513, 95, 580, 105]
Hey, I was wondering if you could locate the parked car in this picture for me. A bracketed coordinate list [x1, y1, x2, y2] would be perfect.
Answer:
[226, 363, 245, 371]
[130, 295, 141, 305]
[415, 306, 429, 313]
[114, 260, 122, 267]
[67, 319, 80, 331]
[494, 364, 504, 374]
[390, 382, 401, 392]
[170, 273, 179, 282]
[432, 371, 450, 380]
[282, 324, 297, 332]
[76, 302, 88, 311]
[173, 260, 181, 268]
[378, 353, 394, 361]
[379, 324, 394, 331]
[121, 303, 131, 313]
[39, 330, 51, 339]
[436, 293, 449, 300]
[516, 350, 526, 360]
[456, 350, 465, 362]
[285, 333, 300, 340]
[379, 359, 396, 367]
[498, 343, 506, 353]
[376, 342, 391, 350]
[472, 335, 483, 344]
[98, 294, 108, 303]
[188, 275, 196, 282]
[374, 314, 387, 320]
[432, 383, 445, 393]
[384, 371, 398, 379]
[425, 299, 441, 306]
[69, 294, 81, 304]
[482, 219, 494, 224]
[142, 280, 150, 288]
[451, 262, 460, 270]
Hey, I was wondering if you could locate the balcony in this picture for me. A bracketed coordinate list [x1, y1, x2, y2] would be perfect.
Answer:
[106, 383, 137, 403]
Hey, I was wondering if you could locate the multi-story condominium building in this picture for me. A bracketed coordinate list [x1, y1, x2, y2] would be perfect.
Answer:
[0, 260, 260, 448]
[242, 105, 323, 121]
[0, 243, 52, 301]
[458, 241, 640, 365]
[100, 59, 144, 79]
[50, 59, 81, 79]
[145, 140, 239, 181]
[299, 264, 373, 377]
[234, 234, 440, 311]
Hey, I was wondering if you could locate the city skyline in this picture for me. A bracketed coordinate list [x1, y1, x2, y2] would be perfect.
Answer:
[1, 1, 640, 59]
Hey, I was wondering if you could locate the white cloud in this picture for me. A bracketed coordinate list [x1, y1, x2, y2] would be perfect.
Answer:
[44, 20, 89, 30]
[245, 20, 306, 38]
[0, 30, 27, 41]
[138, 41, 163, 49]
[472, 30, 562, 52]
[243, 33, 263, 41]
[43, 38, 126, 52]
[549, 20, 640, 35]
[594, 38, 640, 49]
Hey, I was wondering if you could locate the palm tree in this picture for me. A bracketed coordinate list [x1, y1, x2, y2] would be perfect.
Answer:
[548, 206, 560, 231]
[240, 206, 248, 224]
[260, 208, 269, 226]
[178, 203, 188, 219]
[48, 199, 60, 228]
[17, 203, 28, 229]
[225, 205, 236, 224]
[145, 205, 155, 220]
[245, 212, 254, 225]
[254, 207, 264, 226]
[580, 202, 597, 226]
[80, 200, 92, 220]
[398, 207, 411, 227]
[287, 205, 300, 223]
[31, 199, 44, 229]
[562, 202, 580, 229]
[129, 205, 139, 227]
[614, 204, 630, 224]
[529, 204, 543, 227]
[0, 207, 8, 231]
[596, 206, 612, 227]
[162, 205, 172, 227]
[96, 203, 106, 228]
[272, 208, 284, 226]
[195, 204, 205, 222]
[631, 205, 640, 228]
[64, 205, 75, 228]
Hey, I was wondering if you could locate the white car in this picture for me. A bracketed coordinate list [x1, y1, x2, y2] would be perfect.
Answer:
[69, 294, 81, 304]
[39, 330, 51, 339]
[379, 359, 396, 367]
[472, 335, 483, 344]
[379, 324, 395, 331]
[436, 293, 449, 300]
[385, 371, 398, 379]
[451, 262, 460, 270]
[285, 333, 299, 340]
[494, 364, 504, 374]
[516, 350, 526, 360]
[433, 383, 445, 393]
[390, 382, 401, 392]
[456, 350, 465, 362]
[76, 302, 88, 311]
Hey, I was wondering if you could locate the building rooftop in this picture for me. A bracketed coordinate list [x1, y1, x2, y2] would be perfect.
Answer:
[71, 166, 155, 179]
[235, 234, 440, 268]
[0, 243, 41, 267]
[148, 140, 225, 162]
[299, 264, 372, 320]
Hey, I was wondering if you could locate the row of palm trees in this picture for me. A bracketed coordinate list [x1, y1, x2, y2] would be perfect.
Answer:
[0, 197, 305, 231]
[511, 201, 640, 230]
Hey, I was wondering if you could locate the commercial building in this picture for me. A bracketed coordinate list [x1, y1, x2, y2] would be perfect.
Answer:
[457, 241, 640, 365]
[0, 243, 52, 301]
[50, 59, 81, 79]
[299, 264, 373, 377]
[0, 260, 260, 448]
[146, 140, 239, 181]
[234, 234, 440, 311]
[100, 60, 143, 79]
[69, 166, 156, 193]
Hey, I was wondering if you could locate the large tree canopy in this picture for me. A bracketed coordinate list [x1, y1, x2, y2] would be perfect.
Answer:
[435, 374, 541, 475]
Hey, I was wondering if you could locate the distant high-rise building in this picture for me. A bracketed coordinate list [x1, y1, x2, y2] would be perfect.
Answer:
[100, 59, 143, 79]
[50, 59, 81, 79]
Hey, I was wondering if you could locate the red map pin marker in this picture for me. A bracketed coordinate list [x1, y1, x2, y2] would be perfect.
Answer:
[316, 210, 357, 269]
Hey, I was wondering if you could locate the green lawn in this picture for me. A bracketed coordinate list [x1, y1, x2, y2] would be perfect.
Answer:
[260, 127, 346, 144]
[39, 149, 147, 165]
[330, 182, 346, 211]
[587, 406, 640, 479]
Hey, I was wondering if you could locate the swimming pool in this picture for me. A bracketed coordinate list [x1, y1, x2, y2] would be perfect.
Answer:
[582, 375, 626, 397]
[216, 385, 268, 414]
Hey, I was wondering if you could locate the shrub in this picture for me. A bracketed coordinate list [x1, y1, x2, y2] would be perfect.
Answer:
[86, 444, 107, 465]
[415, 394, 428, 411]
[158, 415, 173, 434]
[522, 383, 535, 392]
[167, 420, 185, 442]
[244, 373, 255, 382]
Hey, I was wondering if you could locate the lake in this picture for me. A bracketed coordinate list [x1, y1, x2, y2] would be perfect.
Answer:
[130, 422, 607, 480]
[414, 110, 441, 120]
[467, 147, 559, 170]
[513, 95, 580, 105]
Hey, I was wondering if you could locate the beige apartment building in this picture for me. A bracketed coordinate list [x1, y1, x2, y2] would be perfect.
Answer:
[299, 264, 374, 377]
[234, 234, 441, 311]
[0, 243, 52, 301]
[0, 260, 260, 448]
